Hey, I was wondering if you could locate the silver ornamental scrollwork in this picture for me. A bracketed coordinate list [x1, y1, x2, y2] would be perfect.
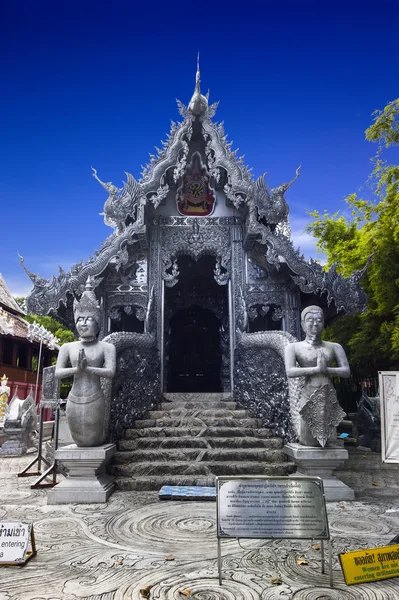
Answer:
[244, 222, 369, 314]
[214, 256, 230, 286]
[160, 219, 232, 283]
[247, 306, 258, 321]
[260, 305, 270, 317]
[202, 120, 253, 208]
[134, 306, 146, 321]
[22, 225, 140, 318]
[246, 304, 284, 323]
[107, 293, 148, 312]
[272, 306, 285, 321]
[109, 307, 122, 322]
[23, 73, 370, 443]
[173, 141, 189, 183]
[92, 168, 147, 231]
[254, 166, 300, 225]
[162, 257, 180, 288]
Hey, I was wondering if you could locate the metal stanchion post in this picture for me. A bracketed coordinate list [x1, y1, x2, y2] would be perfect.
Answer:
[17, 329, 58, 478]
[28, 366, 61, 488]
[18, 404, 51, 477]
[31, 400, 60, 489]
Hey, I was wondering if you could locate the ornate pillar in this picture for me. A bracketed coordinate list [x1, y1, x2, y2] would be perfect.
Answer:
[149, 221, 163, 392]
[231, 220, 245, 391]
[284, 290, 301, 339]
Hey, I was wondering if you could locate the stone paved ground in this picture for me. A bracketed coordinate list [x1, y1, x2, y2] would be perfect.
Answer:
[1, 450, 399, 599]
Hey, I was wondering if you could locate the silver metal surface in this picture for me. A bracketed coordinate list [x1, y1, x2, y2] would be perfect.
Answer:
[217, 476, 329, 540]
[228, 280, 234, 391]
[329, 537, 333, 587]
[22, 67, 369, 442]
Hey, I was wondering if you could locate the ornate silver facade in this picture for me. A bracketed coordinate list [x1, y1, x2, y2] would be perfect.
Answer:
[23, 61, 368, 440]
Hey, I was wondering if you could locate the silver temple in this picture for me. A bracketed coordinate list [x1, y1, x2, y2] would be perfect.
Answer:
[22, 61, 368, 442]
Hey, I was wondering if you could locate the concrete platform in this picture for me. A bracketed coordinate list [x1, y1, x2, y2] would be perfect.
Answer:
[284, 442, 355, 501]
[47, 443, 116, 504]
[2, 450, 399, 599]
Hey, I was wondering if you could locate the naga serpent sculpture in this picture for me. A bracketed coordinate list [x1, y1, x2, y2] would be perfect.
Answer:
[236, 287, 304, 438]
[100, 287, 157, 438]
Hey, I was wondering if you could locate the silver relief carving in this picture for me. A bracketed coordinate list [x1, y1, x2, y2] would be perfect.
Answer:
[92, 168, 147, 231]
[23, 70, 369, 446]
[254, 167, 300, 225]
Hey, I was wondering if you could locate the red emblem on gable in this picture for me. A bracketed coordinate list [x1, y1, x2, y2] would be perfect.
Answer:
[176, 152, 216, 216]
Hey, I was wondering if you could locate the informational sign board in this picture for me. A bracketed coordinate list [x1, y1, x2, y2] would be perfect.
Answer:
[0, 522, 35, 565]
[41, 366, 60, 408]
[217, 477, 329, 539]
[339, 544, 399, 585]
[216, 476, 331, 587]
[379, 371, 399, 463]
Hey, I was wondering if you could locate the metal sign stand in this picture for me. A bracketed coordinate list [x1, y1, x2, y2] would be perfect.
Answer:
[30, 401, 60, 489]
[18, 366, 61, 488]
[0, 524, 37, 567]
[18, 404, 51, 478]
[216, 476, 333, 588]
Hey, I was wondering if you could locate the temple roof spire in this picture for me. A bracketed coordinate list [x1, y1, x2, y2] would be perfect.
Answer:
[188, 52, 208, 116]
[195, 51, 200, 92]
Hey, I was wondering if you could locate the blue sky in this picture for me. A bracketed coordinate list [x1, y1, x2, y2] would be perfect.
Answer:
[1, 0, 398, 296]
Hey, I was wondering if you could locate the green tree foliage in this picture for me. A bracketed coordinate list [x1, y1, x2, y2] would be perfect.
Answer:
[15, 302, 75, 395]
[306, 99, 399, 371]
[23, 314, 76, 346]
[14, 296, 27, 311]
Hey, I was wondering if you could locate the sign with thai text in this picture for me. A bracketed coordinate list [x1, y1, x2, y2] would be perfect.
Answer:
[339, 544, 399, 585]
[41, 365, 60, 408]
[380, 371, 399, 463]
[0, 522, 32, 564]
[216, 477, 329, 540]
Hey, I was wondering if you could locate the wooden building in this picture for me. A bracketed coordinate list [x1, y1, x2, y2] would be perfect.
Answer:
[0, 274, 57, 400]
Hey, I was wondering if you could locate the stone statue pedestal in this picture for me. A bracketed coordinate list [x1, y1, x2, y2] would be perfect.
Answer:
[47, 443, 116, 504]
[284, 443, 355, 501]
[0, 423, 33, 455]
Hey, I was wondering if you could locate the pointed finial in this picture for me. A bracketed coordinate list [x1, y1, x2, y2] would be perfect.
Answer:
[195, 52, 201, 92]
[188, 52, 208, 117]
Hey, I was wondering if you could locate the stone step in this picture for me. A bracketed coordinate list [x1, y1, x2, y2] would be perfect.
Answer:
[135, 417, 262, 428]
[113, 460, 295, 483]
[160, 401, 237, 410]
[117, 475, 218, 491]
[112, 459, 293, 477]
[124, 426, 275, 439]
[114, 447, 287, 464]
[163, 393, 233, 403]
[147, 409, 247, 419]
[118, 436, 283, 451]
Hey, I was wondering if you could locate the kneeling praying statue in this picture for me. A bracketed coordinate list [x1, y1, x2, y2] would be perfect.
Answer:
[55, 277, 116, 447]
[284, 305, 350, 447]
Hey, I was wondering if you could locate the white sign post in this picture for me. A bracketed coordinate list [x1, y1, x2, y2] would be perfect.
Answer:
[380, 371, 399, 463]
[0, 521, 36, 565]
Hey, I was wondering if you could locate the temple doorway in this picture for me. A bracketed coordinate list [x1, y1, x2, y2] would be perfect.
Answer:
[164, 255, 228, 393]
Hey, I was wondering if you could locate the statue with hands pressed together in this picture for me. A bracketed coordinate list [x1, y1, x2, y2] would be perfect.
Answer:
[285, 305, 350, 447]
[55, 277, 116, 447]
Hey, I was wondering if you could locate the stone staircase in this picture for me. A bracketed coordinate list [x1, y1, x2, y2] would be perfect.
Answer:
[112, 393, 295, 491]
